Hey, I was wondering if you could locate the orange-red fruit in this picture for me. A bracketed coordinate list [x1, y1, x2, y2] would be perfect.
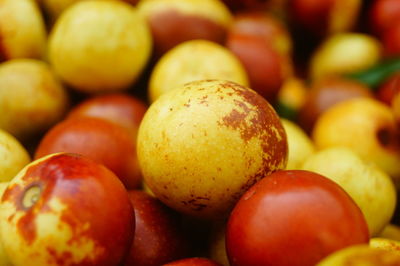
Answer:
[35, 117, 141, 189]
[164, 257, 222, 266]
[376, 72, 400, 105]
[0, 153, 135, 266]
[298, 77, 373, 133]
[68, 93, 147, 135]
[383, 20, 400, 56]
[124, 190, 189, 266]
[226, 170, 369, 266]
[369, 0, 400, 35]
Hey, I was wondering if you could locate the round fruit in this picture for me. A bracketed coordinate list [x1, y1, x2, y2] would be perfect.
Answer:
[137, 79, 287, 218]
[48, 0, 152, 93]
[226, 170, 369, 266]
[35, 117, 142, 189]
[0, 153, 135, 266]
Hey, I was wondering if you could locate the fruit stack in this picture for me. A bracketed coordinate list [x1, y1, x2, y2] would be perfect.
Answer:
[0, 0, 400, 265]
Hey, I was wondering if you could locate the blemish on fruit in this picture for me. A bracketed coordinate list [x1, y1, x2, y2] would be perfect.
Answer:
[22, 184, 42, 209]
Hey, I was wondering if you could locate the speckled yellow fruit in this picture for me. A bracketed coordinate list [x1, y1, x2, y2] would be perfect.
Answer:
[0, 0, 46, 60]
[0, 59, 69, 140]
[0, 129, 30, 182]
[370, 238, 400, 253]
[312, 98, 400, 183]
[301, 147, 396, 237]
[316, 245, 400, 266]
[148, 40, 249, 102]
[310, 33, 381, 81]
[281, 118, 315, 170]
[48, 0, 152, 93]
[379, 224, 400, 242]
[137, 79, 287, 218]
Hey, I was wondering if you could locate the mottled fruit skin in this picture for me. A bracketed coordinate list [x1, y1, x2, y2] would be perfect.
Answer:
[0, 153, 135, 266]
[163, 257, 222, 266]
[35, 117, 142, 189]
[138, 79, 287, 219]
[226, 170, 369, 266]
[124, 190, 189, 266]
[138, 0, 232, 57]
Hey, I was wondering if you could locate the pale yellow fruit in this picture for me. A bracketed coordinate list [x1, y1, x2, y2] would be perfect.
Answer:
[316, 245, 400, 266]
[0, 0, 46, 60]
[370, 238, 400, 253]
[137, 79, 287, 218]
[310, 33, 381, 81]
[380, 224, 400, 242]
[0, 59, 69, 140]
[301, 147, 396, 237]
[281, 118, 315, 170]
[148, 40, 249, 102]
[48, 0, 152, 93]
[0, 129, 30, 182]
[312, 98, 400, 182]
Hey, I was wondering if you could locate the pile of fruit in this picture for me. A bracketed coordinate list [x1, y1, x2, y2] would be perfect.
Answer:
[1, 0, 400, 265]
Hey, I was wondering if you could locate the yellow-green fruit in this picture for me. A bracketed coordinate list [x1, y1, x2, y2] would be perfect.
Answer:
[301, 147, 396, 237]
[316, 245, 400, 266]
[0, 0, 46, 60]
[312, 98, 400, 182]
[370, 238, 400, 253]
[137, 79, 288, 218]
[0, 129, 30, 182]
[148, 39, 249, 103]
[281, 118, 315, 170]
[310, 33, 381, 81]
[0, 59, 69, 140]
[380, 224, 400, 242]
[48, 0, 152, 94]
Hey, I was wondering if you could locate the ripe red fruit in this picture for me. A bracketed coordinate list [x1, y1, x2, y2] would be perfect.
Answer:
[226, 170, 369, 266]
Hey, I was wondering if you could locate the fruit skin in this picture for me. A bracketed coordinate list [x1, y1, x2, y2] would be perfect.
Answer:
[0, 153, 135, 266]
[148, 40, 249, 103]
[316, 245, 400, 266]
[280, 118, 315, 170]
[0, 129, 31, 182]
[0, 0, 46, 61]
[0, 182, 12, 266]
[370, 238, 400, 253]
[137, 0, 232, 57]
[0, 59, 69, 141]
[163, 257, 222, 266]
[369, 0, 400, 35]
[138, 79, 287, 219]
[124, 190, 189, 266]
[301, 147, 397, 237]
[312, 98, 400, 183]
[67, 93, 147, 138]
[383, 20, 400, 56]
[379, 224, 400, 242]
[48, 0, 152, 93]
[310, 33, 382, 81]
[35, 117, 142, 189]
[298, 77, 373, 134]
[226, 170, 369, 266]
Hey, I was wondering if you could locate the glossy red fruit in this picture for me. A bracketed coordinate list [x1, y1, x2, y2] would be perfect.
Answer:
[68, 93, 147, 137]
[124, 190, 189, 266]
[226, 170, 369, 266]
[369, 0, 400, 35]
[163, 257, 222, 266]
[0, 153, 135, 266]
[383, 20, 400, 56]
[35, 117, 142, 189]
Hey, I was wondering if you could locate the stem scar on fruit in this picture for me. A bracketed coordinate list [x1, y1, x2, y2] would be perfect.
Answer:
[20, 183, 42, 210]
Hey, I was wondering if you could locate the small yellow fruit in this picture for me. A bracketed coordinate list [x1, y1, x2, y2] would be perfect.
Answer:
[281, 118, 314, 170]
[370, 238, 400, 253]
[0, 129, 30, 182]
[48, 0, 152, 93]
[379, 224, 400, 242]
[148, 40, 249, 102]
